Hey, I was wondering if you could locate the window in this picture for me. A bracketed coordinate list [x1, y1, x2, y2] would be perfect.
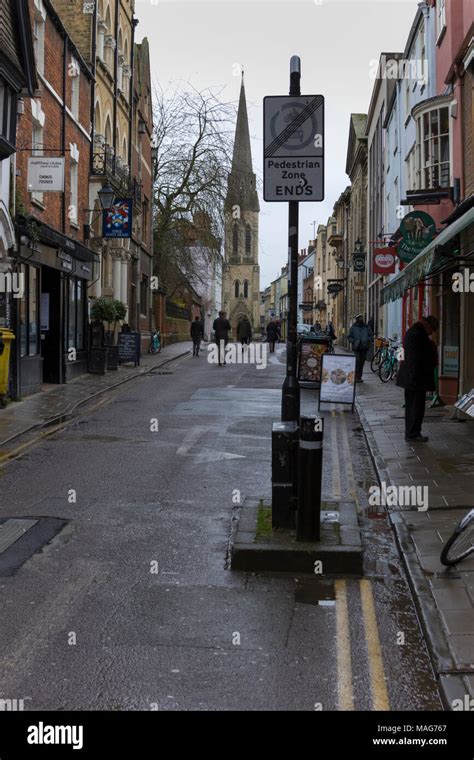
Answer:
[405, 78, 410, 121]
[232, 225, 239, 255]
[436, 0, 446, 42]
[33, 8, 45, 77]
[68, 278, 76, 348]
[76, 280, 85, 350]
[19, 265, 40, 358]
[70, 57, 80, 119]
[69, 155, 78, 225]
[31, 121, 44, 204]
[234, 280, 240, 298]
[245, 226, 251, 255]
[416, 106, 450, 189]
[0, 79, 17, 157]
[243, 280, 249, 298]
[406, 146, 417, 191]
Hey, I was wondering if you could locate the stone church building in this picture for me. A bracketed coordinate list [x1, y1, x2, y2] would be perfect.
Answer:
[222, 76, 260, 336]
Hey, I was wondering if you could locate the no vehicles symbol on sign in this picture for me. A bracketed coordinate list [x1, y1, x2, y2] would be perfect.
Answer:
[263, 95, 324, 202]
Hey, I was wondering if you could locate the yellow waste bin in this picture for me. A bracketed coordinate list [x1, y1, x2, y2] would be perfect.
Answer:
[0, 329, 15, 407]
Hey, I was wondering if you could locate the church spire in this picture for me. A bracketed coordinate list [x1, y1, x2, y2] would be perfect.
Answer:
[231, 74, 253, 175]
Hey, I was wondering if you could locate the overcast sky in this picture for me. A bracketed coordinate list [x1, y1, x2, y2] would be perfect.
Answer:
[134, 0, 419, 289]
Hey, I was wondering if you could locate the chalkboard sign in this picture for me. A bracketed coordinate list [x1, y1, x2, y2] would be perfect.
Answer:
[118, 331, 141, 366]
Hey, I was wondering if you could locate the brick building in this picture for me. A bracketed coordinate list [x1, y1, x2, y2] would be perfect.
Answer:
[13, 0, 96, 396]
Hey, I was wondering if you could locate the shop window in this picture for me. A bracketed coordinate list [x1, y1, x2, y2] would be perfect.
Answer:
[65, 278, 86, 352]
[441, 272, 460, 377]
[416, 106, 450, 189]
[20, 265, 40, 358]
[76, 280, 85, 350]
[68, 279, 76, 348]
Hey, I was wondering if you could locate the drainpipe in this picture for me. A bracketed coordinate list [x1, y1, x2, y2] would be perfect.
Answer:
[113, 0, 119, 159]
[62, 35, 67, 233]
[89, 0, 98, 173]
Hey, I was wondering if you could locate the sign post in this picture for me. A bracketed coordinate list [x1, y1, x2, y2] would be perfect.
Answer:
[264, 57, 325, 422]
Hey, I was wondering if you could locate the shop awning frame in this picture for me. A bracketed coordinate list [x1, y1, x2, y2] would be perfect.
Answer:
[381, 207, 474, 304]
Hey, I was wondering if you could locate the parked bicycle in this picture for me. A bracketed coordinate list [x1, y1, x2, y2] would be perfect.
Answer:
[440, 509, 474, 566]
[148, 329, 162, 354]
[370, 337, 389, 372]
[379, 338, 402, 383]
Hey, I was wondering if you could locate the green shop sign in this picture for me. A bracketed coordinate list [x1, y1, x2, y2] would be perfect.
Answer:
[398, 211, 437, 263]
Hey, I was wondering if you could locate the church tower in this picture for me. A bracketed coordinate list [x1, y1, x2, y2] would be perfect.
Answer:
[222, 75, 260, 336]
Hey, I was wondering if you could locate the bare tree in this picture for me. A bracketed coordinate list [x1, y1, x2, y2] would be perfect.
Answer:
[152, 84, 234, 298]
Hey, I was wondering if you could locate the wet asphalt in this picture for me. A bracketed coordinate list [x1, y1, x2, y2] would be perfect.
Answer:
[0, 344, 442, 710]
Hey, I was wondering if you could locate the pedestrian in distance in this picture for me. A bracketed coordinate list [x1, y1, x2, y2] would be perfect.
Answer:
[347, 314, 373, 382]
[237, 317, 252, 346]
[266, 320, 279, 353]
[190, 316, 204, 357]
[212, 310, 231, 366]
[396, 315, 439, 443]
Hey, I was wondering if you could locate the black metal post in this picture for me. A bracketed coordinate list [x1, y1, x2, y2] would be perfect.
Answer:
[296, 416, 323, 541]
[281, 55, 301, 423]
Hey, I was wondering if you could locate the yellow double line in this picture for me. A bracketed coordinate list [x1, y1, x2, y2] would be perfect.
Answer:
[331, 407, 389, 710]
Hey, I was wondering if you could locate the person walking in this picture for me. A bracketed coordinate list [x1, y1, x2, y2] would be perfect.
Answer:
[190, 316, 204, 357]
[212, 310, 231, 366]
[266, 320, 279, 353]
[237, 318, 252, 346]
[396, 316, 439, 442]
[348, 314, 373, 382]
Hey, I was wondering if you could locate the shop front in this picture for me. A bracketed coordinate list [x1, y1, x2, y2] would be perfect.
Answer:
[381, 206, 474, 405]
[13, 220, 98, 397]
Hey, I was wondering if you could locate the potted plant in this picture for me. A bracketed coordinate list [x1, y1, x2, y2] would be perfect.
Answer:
[89, 297, 117, 374]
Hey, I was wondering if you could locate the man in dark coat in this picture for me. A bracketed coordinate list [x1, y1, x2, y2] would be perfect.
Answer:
[266, 320, 279, 353]
[190, 316, 204, 357]
[396, 316, 439, 442]
[347, 314, 373, 382]
[212, 310, 231, 366]
[237, 318, 252, 346]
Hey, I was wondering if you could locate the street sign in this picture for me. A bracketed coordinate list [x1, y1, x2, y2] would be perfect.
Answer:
[263, 95, 324, 202]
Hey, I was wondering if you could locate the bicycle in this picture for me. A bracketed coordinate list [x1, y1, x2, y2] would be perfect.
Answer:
[379, 340, 401, 383]
[148, 329, 162, 354]
[440, 509, 474, 566]
[371, 337, 389, 372]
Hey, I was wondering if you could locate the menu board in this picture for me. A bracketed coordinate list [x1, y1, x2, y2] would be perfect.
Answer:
[319, 353, 357, 408]
[118, 331, 141, 366]
[298, 339, 331, 384]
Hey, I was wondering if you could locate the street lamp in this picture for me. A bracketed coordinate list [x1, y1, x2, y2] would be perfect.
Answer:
[97, 183, 115, 211]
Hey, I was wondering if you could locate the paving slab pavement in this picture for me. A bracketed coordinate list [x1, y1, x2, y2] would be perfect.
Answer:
[354, 358, 474, 708]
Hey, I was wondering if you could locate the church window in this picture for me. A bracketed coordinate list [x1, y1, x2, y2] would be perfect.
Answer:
[234, 280, 240, 298]
[243, 280, 249, 298]
[245, 226, 251, 255]
[232, 225, 239, 255]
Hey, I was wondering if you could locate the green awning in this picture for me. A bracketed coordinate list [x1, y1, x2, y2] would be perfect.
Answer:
[381, 207, 474, 304]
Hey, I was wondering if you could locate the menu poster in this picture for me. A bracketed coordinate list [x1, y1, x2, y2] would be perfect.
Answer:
[319, 353, 357, 407]
[455, 389, 474, 416]
[298, 341, 329, 383]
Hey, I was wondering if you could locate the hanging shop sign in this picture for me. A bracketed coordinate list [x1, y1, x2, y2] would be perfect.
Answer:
[327, 283, 344, 295]
[27, 157, 65, 192]
[398, 211, 436, 263]
[353, 254, 366, 272]
[373, 247, 397, 275]
[318, 353, 357, 411]
[102, 199, 132, 239]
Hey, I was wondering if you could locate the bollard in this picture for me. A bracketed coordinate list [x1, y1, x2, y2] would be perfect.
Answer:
[296, 415, 323, 541]
[271, 421, 299, 528]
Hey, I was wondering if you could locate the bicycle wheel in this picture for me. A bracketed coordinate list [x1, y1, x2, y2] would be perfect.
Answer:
[391, 358, 399, 382]
[371, 348, 383, 372]
[379, 358, 393, 382]
[440, 510, 474, 566]
[149, 342, 159, 355]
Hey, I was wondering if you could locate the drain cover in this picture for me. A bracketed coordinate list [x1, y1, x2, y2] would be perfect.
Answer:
[0, 517, 68, 576]
[0, 519, 37, 554]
